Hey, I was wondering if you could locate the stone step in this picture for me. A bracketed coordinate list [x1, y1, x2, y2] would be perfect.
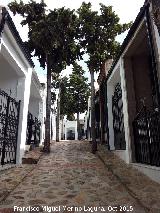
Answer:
[22, 146, 43, 164]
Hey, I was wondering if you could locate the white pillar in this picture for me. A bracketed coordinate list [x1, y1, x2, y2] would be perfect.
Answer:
[75, 121, 78, 140]
[41, 88, 46, 144]
[120, 59, 132, 164]
[16, 68, 32, 164]
[39, 100, 44, 145]
[107, 84, 115, 150]
[151, 20, 160, 81]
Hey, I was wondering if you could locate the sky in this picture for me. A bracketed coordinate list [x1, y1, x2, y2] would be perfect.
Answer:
[1, 0, 145, 83]
[1, 0, 145, 118]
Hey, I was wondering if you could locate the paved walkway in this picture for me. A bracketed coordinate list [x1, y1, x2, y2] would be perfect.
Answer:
[0, 141, 160, 213]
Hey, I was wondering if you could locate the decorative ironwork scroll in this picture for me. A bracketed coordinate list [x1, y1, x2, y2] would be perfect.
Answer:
[112, 83, 126, 150]
[0, 89, 20, 165]
[133, 106, 160, 166]
[26, 112, 41, 146]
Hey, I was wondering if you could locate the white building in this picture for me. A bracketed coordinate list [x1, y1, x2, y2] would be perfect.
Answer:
[0, 7, 48, 166]
[60, 119, 85, 141]
[64, 120, 78, 140]
[86, 1, 160, 183]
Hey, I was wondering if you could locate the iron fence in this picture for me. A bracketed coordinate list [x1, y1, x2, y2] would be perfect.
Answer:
[26, 112, 41, 146]
[0, 89, 20, 165]
[112, 83, 126, 150]
[133, 106, 160, 166]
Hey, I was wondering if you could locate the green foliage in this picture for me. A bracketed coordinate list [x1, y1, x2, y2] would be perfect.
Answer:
[8, 0, 83, 72]
[51, 63, 90, 117]
[51, 74, 71, 117]
[68, 62, 90, 114]
[67, 114, 75, 121]
[77, 2, 132, 72]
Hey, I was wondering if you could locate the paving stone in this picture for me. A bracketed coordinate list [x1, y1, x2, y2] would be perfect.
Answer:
[0, 140, 159, 212]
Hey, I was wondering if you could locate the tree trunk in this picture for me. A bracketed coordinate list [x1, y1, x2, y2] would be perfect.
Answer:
[43, 55, 51, 153]
[56, 87, 61, 142]
[90, 70, 97, 153]
[77, 112, 80, 140]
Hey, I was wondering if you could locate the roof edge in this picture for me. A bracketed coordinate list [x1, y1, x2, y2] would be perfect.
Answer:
[106, 3, 149, 82]
[1, 7, 34, 67]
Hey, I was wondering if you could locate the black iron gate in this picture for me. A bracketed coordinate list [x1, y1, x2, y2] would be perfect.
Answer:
[0, 89, 20, 165]
[26, 112, 41, 146]
[112, 83, 126, 150]
[133, 106, 160, 166]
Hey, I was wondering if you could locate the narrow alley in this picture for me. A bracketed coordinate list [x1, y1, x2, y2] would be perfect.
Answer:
[0, 141, 160, 213]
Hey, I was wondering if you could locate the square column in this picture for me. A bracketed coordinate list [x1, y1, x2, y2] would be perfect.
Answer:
[75, 121, 78, 140]
[16, 68, 32, 164]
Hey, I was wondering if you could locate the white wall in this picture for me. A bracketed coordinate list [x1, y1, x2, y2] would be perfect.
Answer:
[151, 17, 160, 85]
[120, 58, 132, 164]
[0, 18, 33, 164]
[64, 120, 78, 140]
[0, 54, 20, 100]
[16, 70, 32, 164]
[28, 97, 40, 118]
[40, 86, 46, 144]
[0, 78, 18, 99]
[51, 113, 56, 141]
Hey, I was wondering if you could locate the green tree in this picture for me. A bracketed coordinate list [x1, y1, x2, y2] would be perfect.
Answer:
[9, 0, 82, 152]
[77, 2, 132, 153]
[51, 74, 70, 117]
[67, 114, 75, 121]
[51, 74, 71, 141]
[68, 62, 90, 139]
[51, 64, 90, 140]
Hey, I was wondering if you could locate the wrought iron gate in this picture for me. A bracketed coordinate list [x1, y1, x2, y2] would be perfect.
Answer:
[26, 112, 41, 146]
[133, 106, 160, 166]
[0, 89, 20, 165]
[112, 83, 126, 150]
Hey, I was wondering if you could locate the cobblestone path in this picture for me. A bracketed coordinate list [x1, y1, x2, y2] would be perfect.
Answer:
[0, 141, 160, 213]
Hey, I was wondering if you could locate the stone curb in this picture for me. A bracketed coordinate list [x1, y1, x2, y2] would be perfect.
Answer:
[96, 144, 160, 212]
[96, 151, 150, 213]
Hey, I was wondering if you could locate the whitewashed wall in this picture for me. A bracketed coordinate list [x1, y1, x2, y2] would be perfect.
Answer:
[0, 15, 32, 164]
[64, 120, 78, 140]
[51, 112, 56, 141]
[28, 98, 40, 118]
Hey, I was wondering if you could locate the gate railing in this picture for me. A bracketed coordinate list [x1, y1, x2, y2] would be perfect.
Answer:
[133, 106, 160, 167]
[112, 83, 126, 150]
[0, 89, 20, 166]
[26, 112, 41, 146]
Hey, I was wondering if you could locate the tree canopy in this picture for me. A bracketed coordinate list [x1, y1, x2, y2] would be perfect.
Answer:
[68, 62, 90, 115]
[8, 0, 83, 151]
[76, 2, 132, 152]
[51, 63, 90, 119]
[77, 2, 132, 71]
[8, 0, 132, 151]
[9, 0, 83, 72]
